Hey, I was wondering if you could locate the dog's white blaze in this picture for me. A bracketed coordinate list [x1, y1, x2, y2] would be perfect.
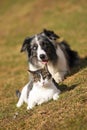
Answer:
[35, 35, 47, 61]
[37, 45, 46, 60]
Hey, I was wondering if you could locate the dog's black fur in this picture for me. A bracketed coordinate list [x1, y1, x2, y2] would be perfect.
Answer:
[59, 40, 79, 68]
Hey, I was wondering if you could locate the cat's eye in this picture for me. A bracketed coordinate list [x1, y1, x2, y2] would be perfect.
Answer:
[43, 73, 51, 80]
[47, 74, 51, 79]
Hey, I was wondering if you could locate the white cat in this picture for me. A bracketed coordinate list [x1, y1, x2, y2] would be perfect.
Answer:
[16, 67, 61, 109]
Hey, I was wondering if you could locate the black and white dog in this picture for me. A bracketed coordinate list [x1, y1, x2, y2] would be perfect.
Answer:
[21, 29, 79, 83]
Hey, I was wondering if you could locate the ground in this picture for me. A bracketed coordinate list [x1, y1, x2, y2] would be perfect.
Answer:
[0, 0, 87, 130]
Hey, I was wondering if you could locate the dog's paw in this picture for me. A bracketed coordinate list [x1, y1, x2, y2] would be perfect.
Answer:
[53, 73, 64, 83]
[53, 76, 62, 83]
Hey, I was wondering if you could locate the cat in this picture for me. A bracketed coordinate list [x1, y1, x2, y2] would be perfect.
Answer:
[16, 66, 61, 109]
[16, 81, 33, 108]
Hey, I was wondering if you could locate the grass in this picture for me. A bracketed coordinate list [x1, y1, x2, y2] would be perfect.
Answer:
[0, 0, 87, 130]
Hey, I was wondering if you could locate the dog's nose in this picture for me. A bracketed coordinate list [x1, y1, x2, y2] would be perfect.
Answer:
[40, 54, 46, 60]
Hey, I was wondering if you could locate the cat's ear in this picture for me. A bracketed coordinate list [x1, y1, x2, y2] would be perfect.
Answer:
[27, 70, 34, 74]
[27, 69, 40, 76]
[20, 37, 32, 52]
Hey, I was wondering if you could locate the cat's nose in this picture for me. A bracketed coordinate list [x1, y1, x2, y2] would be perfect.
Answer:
[40, 54, 46, 60]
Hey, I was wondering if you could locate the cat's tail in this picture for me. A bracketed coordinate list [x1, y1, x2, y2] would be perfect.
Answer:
[16, 90, 21, 98]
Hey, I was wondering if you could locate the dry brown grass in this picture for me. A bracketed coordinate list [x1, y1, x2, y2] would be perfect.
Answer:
[0, 0, 87, 130]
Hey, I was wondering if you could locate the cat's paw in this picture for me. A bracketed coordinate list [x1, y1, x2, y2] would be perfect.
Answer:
[53, 93, 59, 100]
[16, 103, 21, 108]
[16, 100, 23, 108]
[27, 105, 33, 110]
[27, 106, 31, 110]
[27, 102, 35, 110]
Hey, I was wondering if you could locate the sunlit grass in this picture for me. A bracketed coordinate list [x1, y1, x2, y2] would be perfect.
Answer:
[0, 0, 87, 130]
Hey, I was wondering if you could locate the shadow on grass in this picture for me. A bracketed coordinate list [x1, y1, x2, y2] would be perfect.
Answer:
[70, 56, 87, 75]
[57, 56, 87, 92]
[58, 83, 79, 92]
[53, 79, 79, 92]
[59, 56, 87, 92]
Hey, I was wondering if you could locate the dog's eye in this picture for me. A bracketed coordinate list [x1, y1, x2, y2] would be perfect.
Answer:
[33, 45, 38, 50]
[33, 47, 37, 50]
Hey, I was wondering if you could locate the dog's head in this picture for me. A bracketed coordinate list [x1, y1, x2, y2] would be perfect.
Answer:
[21, 29, 59, 68]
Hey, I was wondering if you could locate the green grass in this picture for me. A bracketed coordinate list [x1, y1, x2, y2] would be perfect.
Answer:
[0, 0, 87, 130]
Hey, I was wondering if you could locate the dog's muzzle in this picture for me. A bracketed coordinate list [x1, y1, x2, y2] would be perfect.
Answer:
[39, 54, 48, 64]
[40, 54, 46, 60]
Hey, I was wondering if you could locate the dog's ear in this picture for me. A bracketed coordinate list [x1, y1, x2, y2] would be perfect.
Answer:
[20, 37, 31, 52]
[43, 29, 60, 40]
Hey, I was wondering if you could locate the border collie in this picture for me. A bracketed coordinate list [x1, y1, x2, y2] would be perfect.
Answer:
[20, 29, 79, 83]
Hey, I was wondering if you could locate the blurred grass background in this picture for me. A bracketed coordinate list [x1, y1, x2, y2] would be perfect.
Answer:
[0, 0, 87, 130]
